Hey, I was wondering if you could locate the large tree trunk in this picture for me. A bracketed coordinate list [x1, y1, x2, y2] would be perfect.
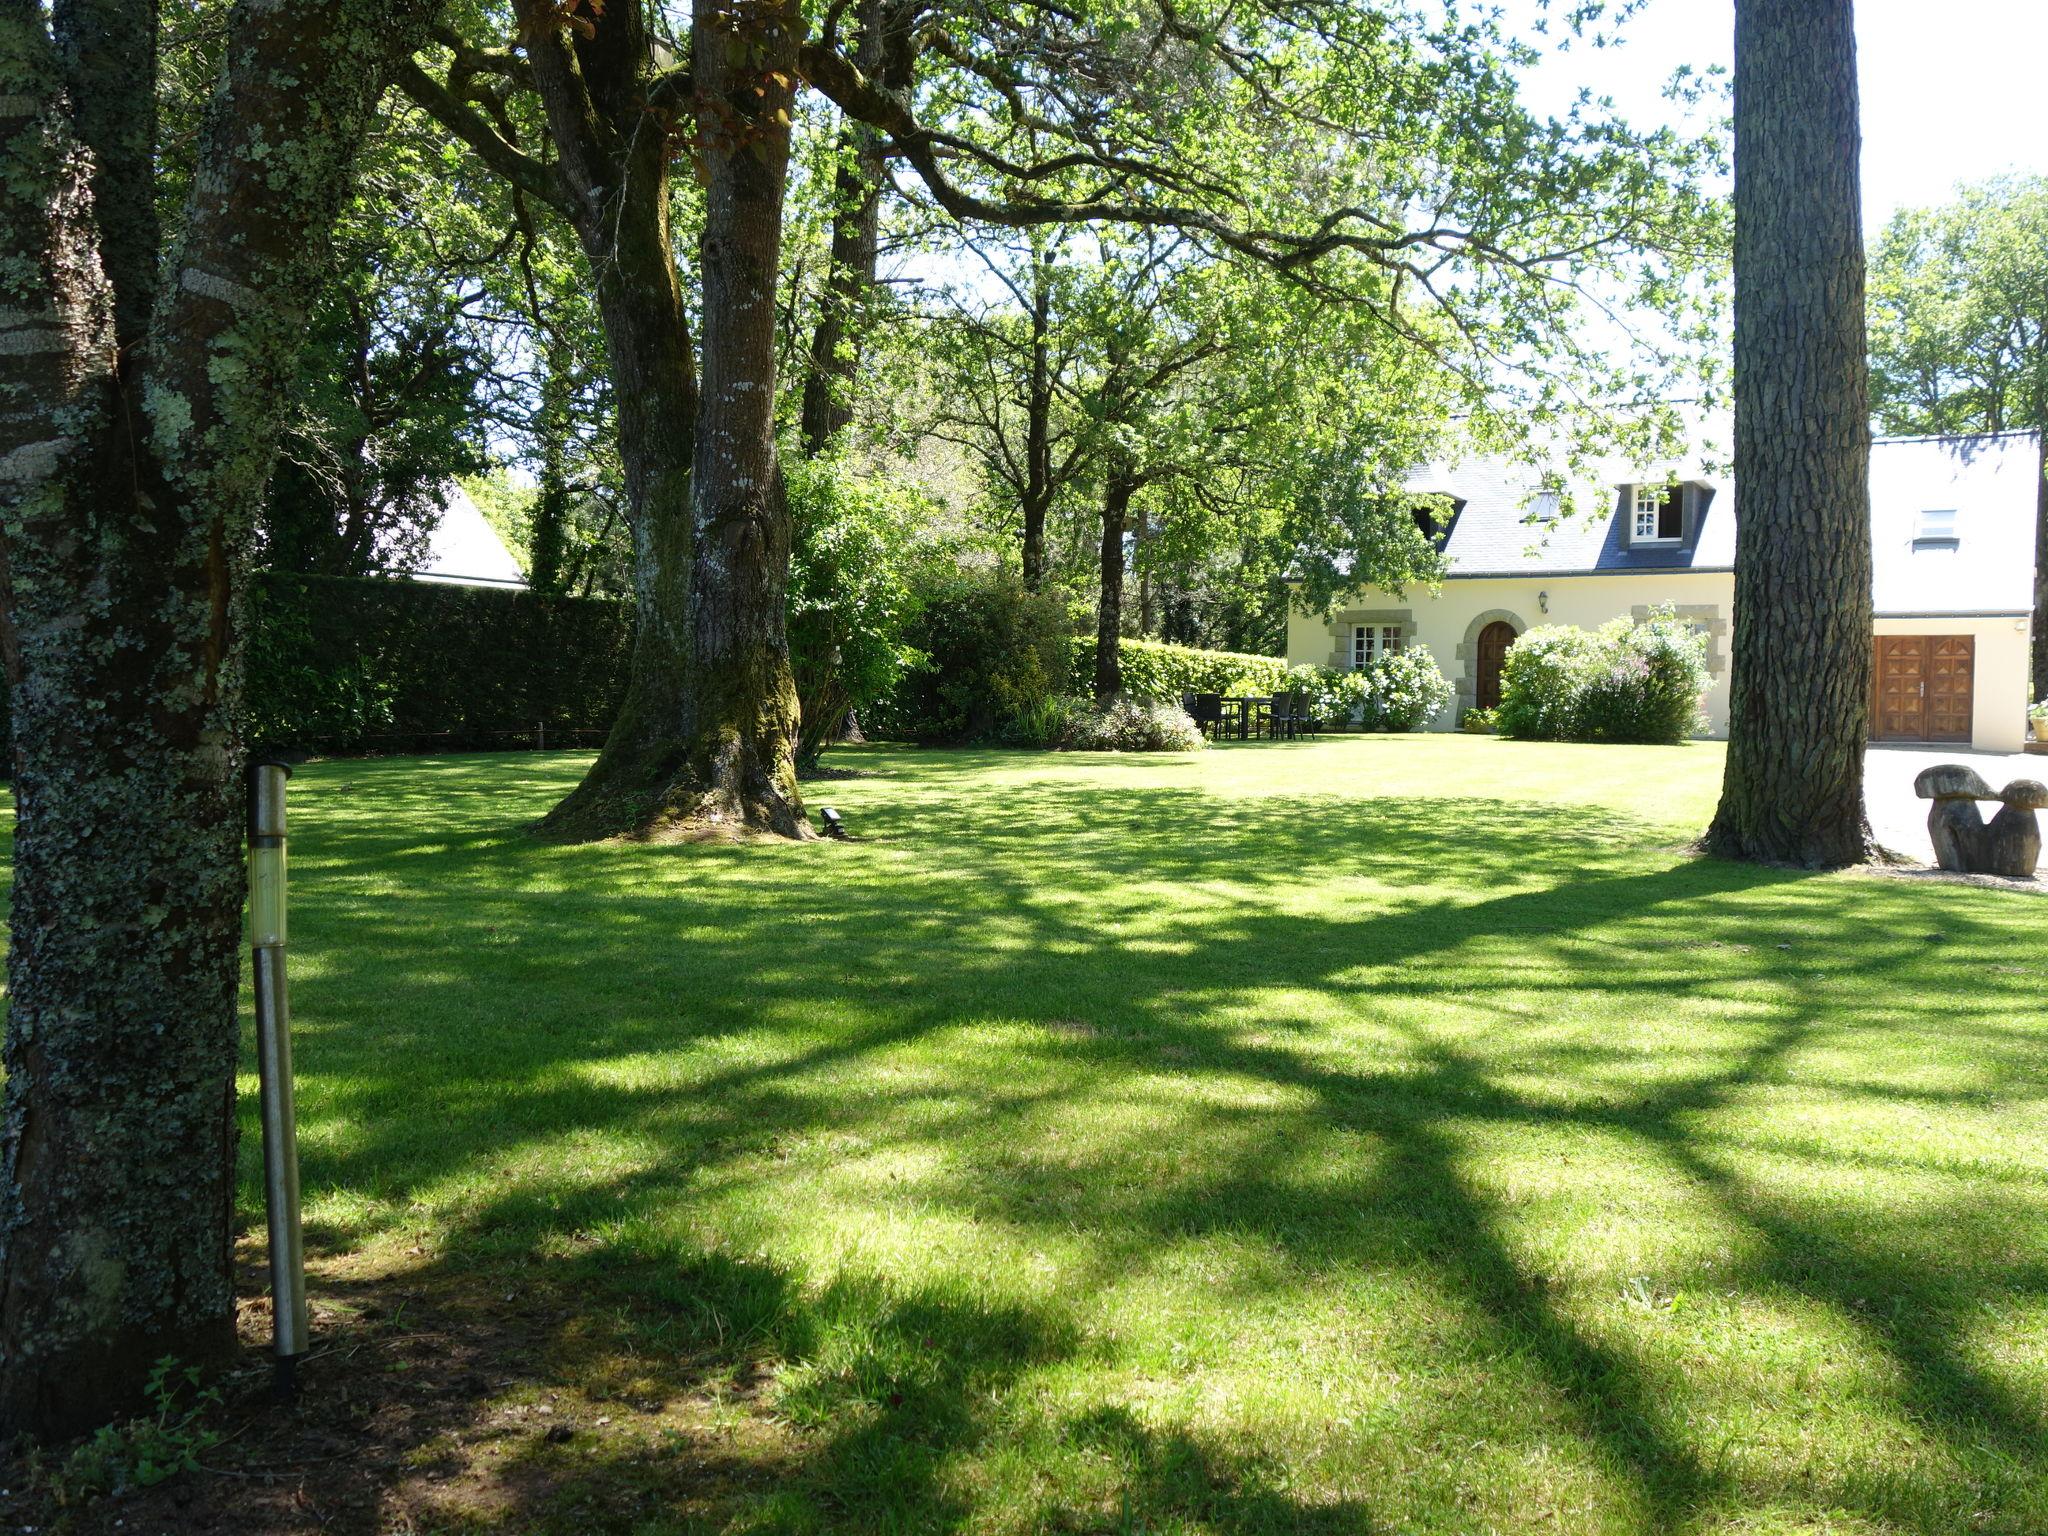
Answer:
[0, 0, 435, 1437]
[1705, 0, 1876, 868]
[1094, 468, 1136, 702]
[650, 0, 810, 838]
[530, 253, 699, 837]
[509, 2, 709, 841]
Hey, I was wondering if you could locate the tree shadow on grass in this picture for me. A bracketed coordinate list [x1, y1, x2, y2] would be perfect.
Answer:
[11, 749, 2044, 1532]
[259, 756, 2048, 1530]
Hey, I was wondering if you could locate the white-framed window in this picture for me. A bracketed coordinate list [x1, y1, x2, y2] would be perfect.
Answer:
[1350, 624, 1403, 669]
[1632, 483, 1682, 542]
[1526, 487, 1561, 522]
[1916, 508, 1959, 544]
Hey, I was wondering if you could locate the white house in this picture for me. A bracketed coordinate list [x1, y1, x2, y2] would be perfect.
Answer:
[413, 482, 529, 589]
[1284, 431, 2040, 754]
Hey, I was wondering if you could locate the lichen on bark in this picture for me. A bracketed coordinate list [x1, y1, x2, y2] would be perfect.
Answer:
[0, 0, 441, 1439]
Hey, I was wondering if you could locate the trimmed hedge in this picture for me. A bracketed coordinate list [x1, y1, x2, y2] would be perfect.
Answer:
[1068, 637, 1294, 702]
[246, 572, 633, 754]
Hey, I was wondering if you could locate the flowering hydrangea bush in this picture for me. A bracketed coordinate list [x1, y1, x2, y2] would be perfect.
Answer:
[1062, 697, 1207, 752]
[1498, 607, 1709, 744]
[1288, 645, 1451, 731]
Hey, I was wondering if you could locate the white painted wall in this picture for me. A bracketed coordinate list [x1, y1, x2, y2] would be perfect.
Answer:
[416, 484, 528, 588]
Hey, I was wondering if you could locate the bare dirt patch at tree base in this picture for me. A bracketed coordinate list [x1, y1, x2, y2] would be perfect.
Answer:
[1, 1245, 798, 1535]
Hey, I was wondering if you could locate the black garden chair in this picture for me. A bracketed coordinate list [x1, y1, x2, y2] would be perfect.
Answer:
[1265, 691, 1302, 741]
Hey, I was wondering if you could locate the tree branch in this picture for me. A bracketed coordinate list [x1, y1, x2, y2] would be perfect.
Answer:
[395, 58, 567, 212]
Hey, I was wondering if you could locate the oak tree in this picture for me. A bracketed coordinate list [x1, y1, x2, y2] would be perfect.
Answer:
[0, 0, 441, 1435]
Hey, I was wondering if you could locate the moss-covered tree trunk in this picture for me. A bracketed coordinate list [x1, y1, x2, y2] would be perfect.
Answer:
[495, 0, 710, 841]
[1705, 0, 1876, 867]
[663, 0, 811, 837]
[0, 0, 436, 1437]
[535, 256, 700, 838]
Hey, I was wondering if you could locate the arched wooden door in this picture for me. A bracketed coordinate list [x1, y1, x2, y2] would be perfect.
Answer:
[1475, 621, 1517, 710]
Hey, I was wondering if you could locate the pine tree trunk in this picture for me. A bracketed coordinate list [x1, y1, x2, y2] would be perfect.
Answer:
[0, 0, 435, 1437]
[1094, 470, 1135, 702]
[1704, 0, 1876, 869]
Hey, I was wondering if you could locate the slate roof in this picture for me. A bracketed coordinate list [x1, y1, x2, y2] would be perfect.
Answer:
[1407, 430, 2040, 616]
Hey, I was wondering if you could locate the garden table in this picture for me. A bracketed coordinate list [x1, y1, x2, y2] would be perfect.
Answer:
[1217, 696, 1273, 740]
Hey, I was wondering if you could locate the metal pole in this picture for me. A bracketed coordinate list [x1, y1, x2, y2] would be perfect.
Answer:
[249, 760, 308, 1396]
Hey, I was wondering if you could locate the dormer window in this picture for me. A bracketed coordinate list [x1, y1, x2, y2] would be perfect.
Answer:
[1632, 483, 1683, 543]
[1410, 497, 1465, 543]
[1914, 509, 1959, 550]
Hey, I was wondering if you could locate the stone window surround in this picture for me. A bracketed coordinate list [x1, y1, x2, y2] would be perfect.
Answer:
[1629, 602, 1727, 678]
[1325, 609, 1413, 670]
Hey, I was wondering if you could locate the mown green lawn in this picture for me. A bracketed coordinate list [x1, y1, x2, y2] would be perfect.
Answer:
[232, 737, 2044, 1532]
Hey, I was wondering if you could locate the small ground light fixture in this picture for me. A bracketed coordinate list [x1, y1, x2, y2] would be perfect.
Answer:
[820, 807, 847, 838]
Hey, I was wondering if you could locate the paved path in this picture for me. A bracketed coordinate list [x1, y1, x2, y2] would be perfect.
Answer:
[1864, 744, 2042, 863]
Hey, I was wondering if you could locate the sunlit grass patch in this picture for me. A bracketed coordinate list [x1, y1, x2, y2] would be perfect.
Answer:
[86, 734, 2047, 1532]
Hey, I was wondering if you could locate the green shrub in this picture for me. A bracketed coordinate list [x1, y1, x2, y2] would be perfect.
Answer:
[1497, 609, 1709, 744]
[786, 457, 928, 765]
[865, 566, 1071, 742]
[1064, 697, 1206, 752]
[1004, 693, 1081, 748]
[1495, 626, 1604, 741]
[1460, 706, 1499, 733]
[1068, 637, 1293, 702]
[1286, 663, 1350, 725]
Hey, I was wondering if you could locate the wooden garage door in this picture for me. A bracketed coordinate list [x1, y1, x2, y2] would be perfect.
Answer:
[1871, 636, 1973, 743]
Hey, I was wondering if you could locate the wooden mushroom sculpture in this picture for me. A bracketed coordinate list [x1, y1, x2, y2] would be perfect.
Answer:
[1913, 764, 2045, 878]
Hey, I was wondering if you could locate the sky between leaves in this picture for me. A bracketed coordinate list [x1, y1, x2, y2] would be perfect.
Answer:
[1507, 0, 2048, 229]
